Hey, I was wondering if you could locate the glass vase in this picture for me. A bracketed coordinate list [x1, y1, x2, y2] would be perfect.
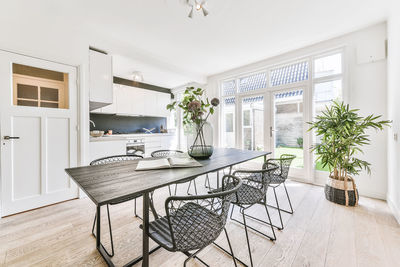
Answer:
[186, 121, 213, 159]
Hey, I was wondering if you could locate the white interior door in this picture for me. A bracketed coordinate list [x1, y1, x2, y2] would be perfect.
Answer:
[0, 50, 78, 217]
[270, 87, 305, 179]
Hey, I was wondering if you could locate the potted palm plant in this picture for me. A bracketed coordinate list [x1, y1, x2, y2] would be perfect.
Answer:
[308, 101, 390, 206]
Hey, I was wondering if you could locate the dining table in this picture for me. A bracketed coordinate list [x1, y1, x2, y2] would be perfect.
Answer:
[65, 148, 271, 267]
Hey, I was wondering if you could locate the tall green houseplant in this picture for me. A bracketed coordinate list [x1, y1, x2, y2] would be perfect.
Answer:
[309, 101, 391, 206]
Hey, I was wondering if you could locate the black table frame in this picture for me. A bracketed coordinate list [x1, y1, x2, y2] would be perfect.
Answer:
[66, 149, 270, 267]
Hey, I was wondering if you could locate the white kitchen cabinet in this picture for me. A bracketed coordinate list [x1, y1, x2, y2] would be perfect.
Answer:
[115, 85, 132, 115]
[101, 85, 118, 114]
[91, 84, 172, 117]
[156, 92, 171, 117]
[161, 135, 178, 150]
[144, 135, 162, 157]
[89, 50, 113, 111]
[89, 140, 126, 162]
[131, 87, 147, 115]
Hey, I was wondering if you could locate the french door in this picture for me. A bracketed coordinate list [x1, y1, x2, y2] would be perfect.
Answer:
[237, 93, 266, 168]
[236, 88, 308, 179]
[270, 88, 306, 179]
[0, 50, 78, 217]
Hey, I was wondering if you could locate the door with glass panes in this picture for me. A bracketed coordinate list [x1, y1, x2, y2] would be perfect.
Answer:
[270, 88, 305, 178]
[219, 51, 343, 182]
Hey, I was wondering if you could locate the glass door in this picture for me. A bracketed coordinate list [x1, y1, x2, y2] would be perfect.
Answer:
[270, 88, 305, 178]
[237, 94, 265, 168]
[240, 95, 264, 151]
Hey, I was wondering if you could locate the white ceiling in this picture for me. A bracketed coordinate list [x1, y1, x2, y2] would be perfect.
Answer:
[0, 0, 390, 88]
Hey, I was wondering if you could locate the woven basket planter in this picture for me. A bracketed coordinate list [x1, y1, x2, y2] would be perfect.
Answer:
[325, 176, 359, 206]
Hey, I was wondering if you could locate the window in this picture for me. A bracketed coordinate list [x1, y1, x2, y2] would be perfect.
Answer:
[312, 52, 343, 171]
[221, 80, 236, 96]
[238, 72, 267, 93]
[270, 61, 308, 86]
[314, 53, 342, 78]
[13, 63, 69, 109]
[225, 113, 234, 132]
[242, 96, 264, 151]
[218, 49, 345, 177]
[221, 96, 236, 148]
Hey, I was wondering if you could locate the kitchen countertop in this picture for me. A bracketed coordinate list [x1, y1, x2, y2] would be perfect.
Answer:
[90, 132, 176, 142]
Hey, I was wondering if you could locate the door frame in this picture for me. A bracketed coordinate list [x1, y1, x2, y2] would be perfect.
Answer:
[268, 86, 310, 181]
[0, 50, 79, 217]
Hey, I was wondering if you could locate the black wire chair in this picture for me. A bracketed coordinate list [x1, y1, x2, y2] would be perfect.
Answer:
[227, 166, 279, 267]
[151, 150, 198, 195]
[147, 175, 242, 267]
[247, 154, 296, 230]
[90, 154, 145, 257]
[265, 154, 295, 229]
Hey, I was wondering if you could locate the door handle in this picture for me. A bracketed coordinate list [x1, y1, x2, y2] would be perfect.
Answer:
[270, 127, 274, 137]
[4, 136, 20, 140]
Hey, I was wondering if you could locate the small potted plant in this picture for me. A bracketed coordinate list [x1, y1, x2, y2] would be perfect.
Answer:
[308, 101, 390, 206]
[167, 87, 219, 159]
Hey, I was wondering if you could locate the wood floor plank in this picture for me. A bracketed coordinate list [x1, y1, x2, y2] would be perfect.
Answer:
[353, 200, 388, 267]
[1, 179, 399, 267]
[324, 204, 357, 267]
[291, 192, 335, 267]
[257, 186, 322, 267]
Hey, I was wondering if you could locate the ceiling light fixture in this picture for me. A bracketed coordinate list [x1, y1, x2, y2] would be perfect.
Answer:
[186, 0, 208, 18]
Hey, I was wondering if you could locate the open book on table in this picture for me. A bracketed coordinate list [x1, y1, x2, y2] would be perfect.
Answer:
[135, 156, 202, 171]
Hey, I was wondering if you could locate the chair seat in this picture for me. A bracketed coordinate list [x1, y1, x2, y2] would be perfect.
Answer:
[232, 183, 264, 205]
[249, 172, 285, 185]
[212, 183, 264, 206]
[148, 202, 223, 252]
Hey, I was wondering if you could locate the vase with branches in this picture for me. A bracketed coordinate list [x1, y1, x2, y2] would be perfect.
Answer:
[308, 101, 391, 206]
[167, 87, 219, 159]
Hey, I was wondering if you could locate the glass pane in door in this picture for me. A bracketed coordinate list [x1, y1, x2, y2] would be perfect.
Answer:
[313, 79, 342, 171]
[273, 89, 304, 169]
[242, 95, 264, 151]
[221, 96, 236, 148]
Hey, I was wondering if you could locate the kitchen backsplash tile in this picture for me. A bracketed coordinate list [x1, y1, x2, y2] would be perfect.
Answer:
[90, 114, 167, 133]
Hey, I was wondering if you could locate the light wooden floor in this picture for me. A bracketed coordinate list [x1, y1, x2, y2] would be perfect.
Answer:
[1, 175, 400, 267]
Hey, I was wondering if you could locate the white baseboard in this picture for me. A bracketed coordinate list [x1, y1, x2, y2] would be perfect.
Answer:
[289, 176, 386, 200]
[387, 196, 400, 225]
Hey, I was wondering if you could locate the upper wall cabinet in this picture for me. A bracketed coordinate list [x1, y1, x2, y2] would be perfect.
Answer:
[90, 83, 172, 117]
[89, 49, 113, 111]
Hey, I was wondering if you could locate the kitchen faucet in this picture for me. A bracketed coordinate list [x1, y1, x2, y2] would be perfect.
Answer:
[89, 120, 96, 128]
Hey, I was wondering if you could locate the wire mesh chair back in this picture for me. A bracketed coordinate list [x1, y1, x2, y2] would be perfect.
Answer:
[165, 175, 242, 252]
[232, 166, 279, 205]
[90, 154, 143, 166]
[263, 154, 296, 184]
[151, 150, 184, 158]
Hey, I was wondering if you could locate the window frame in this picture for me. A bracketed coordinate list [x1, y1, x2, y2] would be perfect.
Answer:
[218, 47, 346, 183]
[311, 49, 346, 180]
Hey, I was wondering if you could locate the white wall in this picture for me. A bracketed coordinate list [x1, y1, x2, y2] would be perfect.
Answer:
[207, 23, 389, 199]
[0, 3, 92, 199]
[387, 0, 400, 223]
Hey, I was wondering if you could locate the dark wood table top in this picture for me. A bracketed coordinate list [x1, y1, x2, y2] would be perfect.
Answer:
[65, 148, 270, 205]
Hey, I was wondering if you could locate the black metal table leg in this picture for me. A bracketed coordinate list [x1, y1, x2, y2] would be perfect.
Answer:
[96, 205, 115, 267]
[217, 170, 219, 189]
[96, 205, 101, 248]
[142, 192, 150, 267]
